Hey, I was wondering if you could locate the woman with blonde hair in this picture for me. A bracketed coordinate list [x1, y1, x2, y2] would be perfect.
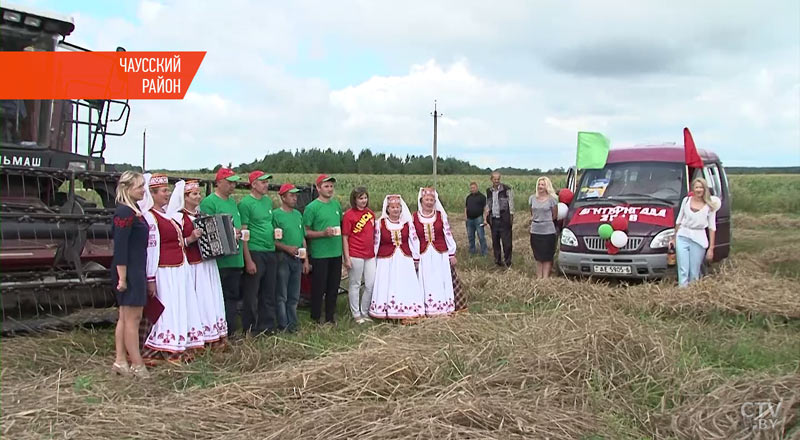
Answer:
[670, 177, 720, 287]
[111, 171, 150, 378]
[528, 176, 558, 278]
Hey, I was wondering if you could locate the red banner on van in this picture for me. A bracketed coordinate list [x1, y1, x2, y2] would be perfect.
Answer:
[568, 205, 674, 227]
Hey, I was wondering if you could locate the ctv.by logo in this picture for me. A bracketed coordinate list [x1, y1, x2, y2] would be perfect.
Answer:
[740, 400, 784, 432]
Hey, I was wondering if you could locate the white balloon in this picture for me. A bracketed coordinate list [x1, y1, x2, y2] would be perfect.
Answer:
[557, 203, 569, 220]
[610, 230, 628, 248]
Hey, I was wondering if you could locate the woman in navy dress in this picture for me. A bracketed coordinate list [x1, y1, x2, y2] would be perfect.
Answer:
[111, 171, 150, 378]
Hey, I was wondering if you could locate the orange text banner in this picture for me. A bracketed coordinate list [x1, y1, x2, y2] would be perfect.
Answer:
[0, 51, 205, 99]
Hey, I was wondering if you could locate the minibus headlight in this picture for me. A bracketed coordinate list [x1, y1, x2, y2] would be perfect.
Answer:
[561, 228, 578, 247]
[650, 228, 675, 249]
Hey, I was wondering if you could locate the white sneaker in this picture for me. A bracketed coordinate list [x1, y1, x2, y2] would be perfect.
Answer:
[360, 315, 373, 322]
[355, 318, 366, 324]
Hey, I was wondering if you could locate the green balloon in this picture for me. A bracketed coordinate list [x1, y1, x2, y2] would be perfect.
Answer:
[598, 224, 613, 240]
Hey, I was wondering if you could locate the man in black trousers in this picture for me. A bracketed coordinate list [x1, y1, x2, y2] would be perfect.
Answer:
[485, 171, 514, 268]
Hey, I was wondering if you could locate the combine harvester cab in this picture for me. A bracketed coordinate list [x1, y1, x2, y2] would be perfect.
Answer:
[557, 144, 732, 280]
[0, 5, 131, 333]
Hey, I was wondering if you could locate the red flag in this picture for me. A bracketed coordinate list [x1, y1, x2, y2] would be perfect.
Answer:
[683, 127, 704, 168]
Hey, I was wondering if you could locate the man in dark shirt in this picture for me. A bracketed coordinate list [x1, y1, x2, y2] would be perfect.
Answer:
[464, 182, 488, 256]
[485, 171, 514, 267]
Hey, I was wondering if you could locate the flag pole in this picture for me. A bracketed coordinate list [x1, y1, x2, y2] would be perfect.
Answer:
[431, 100, 441, 189]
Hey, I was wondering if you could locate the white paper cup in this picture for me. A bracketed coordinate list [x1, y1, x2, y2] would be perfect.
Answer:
[332, 226, 341, 236]
[241, 229, 250, 242]
[297, 248, 307, 259]
[274, 228, 283, 240]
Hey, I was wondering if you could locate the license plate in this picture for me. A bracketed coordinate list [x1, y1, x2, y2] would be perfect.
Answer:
[593, 265, 632, 274]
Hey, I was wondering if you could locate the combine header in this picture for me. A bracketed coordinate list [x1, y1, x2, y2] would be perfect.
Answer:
[1, 4, 131, 333]
[0, 5, 322, 333]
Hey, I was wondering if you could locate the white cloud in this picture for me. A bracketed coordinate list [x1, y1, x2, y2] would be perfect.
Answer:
[329, 60, 535, 148]
[137, 0, 164, 23]
[21, 0, 798, 170]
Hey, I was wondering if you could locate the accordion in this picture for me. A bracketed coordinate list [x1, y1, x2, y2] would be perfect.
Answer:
[193, 214, 239, 259]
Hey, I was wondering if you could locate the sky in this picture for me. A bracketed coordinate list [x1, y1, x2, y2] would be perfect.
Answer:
[12, 0, 800, 170]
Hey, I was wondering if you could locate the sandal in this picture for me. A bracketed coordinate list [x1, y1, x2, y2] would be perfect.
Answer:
[130, 364, 151, 379]
[111, 361, 131, 376]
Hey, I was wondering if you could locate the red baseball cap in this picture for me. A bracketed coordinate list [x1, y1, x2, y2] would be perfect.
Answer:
[278, 183, 301, 195]
[315, 174, 336, 186]
[248, 170, 272, 185]
[215, 168, 241, 182]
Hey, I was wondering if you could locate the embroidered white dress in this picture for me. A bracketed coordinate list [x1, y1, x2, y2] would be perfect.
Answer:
[182, 210, 228, 342]
[142, 209, 205, 355]
[414, 211, 456, 316]
[369, 218, 425, 319]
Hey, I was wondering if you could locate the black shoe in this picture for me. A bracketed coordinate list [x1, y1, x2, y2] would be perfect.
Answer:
[255, 328, 277, 337]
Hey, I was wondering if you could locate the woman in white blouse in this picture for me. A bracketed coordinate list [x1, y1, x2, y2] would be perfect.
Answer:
[670, 178, 720, 287]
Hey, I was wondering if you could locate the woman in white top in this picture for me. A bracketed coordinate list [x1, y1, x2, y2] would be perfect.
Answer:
[670, 178, 719, 287]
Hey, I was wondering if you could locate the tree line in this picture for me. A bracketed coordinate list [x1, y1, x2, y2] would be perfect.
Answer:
[230, 148, 492, 175]
[113, 149, 799, 175]
[117, 148, 564, 175]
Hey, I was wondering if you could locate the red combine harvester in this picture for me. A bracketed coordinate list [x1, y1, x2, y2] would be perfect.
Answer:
[1, 5, 133, 333]
[0, 6, 338, 333]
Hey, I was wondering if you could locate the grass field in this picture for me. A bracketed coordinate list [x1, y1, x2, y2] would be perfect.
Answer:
[154, 173, 800, 216]
[4, 175, 800, 439]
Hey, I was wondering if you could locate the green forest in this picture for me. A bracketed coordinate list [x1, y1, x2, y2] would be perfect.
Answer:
[114, 148, 798, 175]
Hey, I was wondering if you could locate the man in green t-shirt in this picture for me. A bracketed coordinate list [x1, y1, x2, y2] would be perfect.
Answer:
[238, 170, 278, 335]
[198, 167, 243, 336]
[273, 183, 310, 332]
[303, 174, 343, 324]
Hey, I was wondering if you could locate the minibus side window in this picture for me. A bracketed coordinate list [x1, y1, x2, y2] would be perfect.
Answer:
[704, 164, 723, 199]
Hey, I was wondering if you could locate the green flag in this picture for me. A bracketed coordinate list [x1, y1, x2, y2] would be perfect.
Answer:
[576, 131, 610, 169]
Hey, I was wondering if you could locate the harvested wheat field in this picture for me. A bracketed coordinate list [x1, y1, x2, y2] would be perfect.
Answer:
[2, 211, 799, 440]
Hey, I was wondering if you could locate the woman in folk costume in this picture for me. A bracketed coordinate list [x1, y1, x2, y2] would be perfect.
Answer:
[413, 187, 456, 316]
[369, 195, 425, 320]
[139, 174, 205, 362]
[177, 180, 228, 345]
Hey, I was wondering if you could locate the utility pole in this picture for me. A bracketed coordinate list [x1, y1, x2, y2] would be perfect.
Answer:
[431, 100, 442, 189]
[142, 129, 146, 171]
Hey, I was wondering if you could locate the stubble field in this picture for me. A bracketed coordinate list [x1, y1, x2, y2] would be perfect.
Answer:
[3, 174, 799, 439]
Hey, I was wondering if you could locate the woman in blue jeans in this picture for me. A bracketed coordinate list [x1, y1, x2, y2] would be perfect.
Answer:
[671, 178, 719, 287]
